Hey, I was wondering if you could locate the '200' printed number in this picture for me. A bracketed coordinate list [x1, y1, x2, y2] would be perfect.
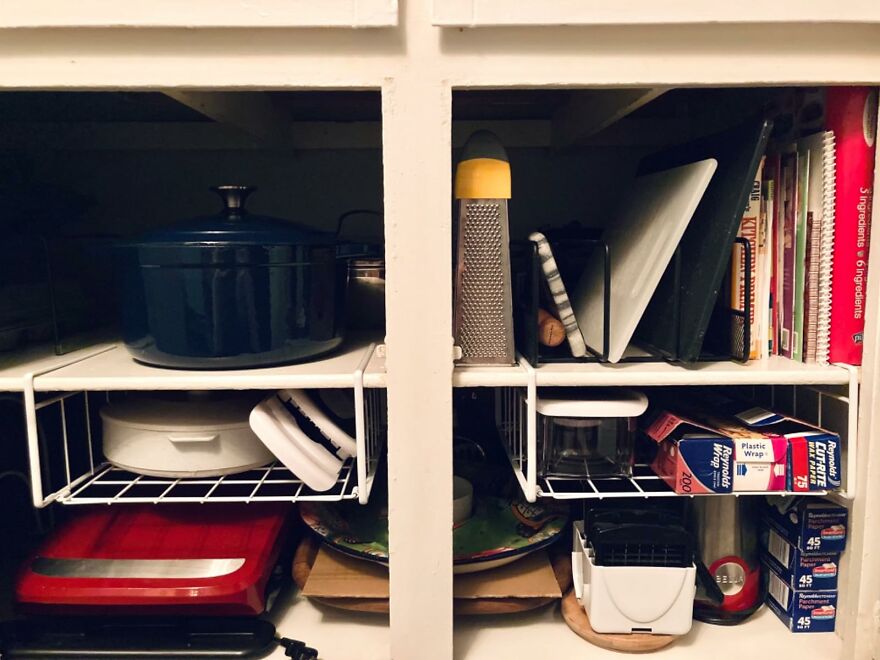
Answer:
[680, 471, 693, 493]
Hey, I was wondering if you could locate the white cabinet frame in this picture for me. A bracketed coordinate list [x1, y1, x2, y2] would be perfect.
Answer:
[0, 6, 877, 658]
[0, 0, 397, 28]
[433, 0, 880, 27]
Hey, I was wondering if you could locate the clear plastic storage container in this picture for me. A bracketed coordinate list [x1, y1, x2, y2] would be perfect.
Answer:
[536, 388, 648, 479]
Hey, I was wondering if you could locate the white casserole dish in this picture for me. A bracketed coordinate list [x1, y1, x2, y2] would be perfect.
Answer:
[100, 393, 274, 478]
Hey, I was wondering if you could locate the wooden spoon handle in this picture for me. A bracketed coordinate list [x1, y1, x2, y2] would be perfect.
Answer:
[538, 308, 566, 347]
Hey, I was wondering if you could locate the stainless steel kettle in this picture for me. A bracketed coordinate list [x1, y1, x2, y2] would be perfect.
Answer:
[692, 497, 763, 624]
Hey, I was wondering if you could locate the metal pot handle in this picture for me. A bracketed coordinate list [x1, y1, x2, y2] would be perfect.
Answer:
[211, 185, 256, 219]
[335, 208, 382, 238]
[695, 556, 727, 605]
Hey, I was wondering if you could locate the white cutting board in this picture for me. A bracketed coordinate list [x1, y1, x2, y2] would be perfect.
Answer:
[571, 158, 717, 363]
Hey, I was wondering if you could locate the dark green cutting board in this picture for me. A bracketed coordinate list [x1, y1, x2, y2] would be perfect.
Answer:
[633, 118, 772, 362]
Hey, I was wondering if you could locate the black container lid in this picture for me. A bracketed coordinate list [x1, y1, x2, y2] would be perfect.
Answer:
[136, 186, 335, 247]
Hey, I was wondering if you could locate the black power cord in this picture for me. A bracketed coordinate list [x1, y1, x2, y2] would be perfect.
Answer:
[278, 637, 319, 660]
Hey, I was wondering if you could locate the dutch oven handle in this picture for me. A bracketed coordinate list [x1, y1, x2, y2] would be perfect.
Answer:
[335, 208, 381, 238]
[211, 185, 256, 220]
[335, 209, 383, 259]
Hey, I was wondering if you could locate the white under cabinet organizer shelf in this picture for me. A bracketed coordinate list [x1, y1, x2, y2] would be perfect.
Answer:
[20, 342, 387, 508]
[59, 460, 362, 506]
[495, 358, 858, 502]
[0, 341, 117, 393]
[31, 336, 386, 392]
[0, 0, 398, 28]
[454, 354, 855, 388]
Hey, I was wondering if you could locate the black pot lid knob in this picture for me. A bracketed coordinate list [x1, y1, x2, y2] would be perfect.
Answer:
[211, 185, 256, 217]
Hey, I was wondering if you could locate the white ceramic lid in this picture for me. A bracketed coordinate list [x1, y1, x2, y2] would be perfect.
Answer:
[535, 388, 648, 418]
[100, 392, 259, 432]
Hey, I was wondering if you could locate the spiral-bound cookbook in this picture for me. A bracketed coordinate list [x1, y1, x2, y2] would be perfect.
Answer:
[798, 131, 836, 364]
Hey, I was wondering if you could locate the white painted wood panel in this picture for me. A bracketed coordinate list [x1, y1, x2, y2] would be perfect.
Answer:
[0, 0, 397, 28]
[0, 4, 874, 658]
[838, 105, 880, 660]
[382, 78, 455, 659]
[1, 25, 880, 90]
[434, 0, 880, 26]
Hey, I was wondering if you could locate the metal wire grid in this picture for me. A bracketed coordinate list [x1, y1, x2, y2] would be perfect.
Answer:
[495, 384, 847, 502]
[540, 464, 828, 500]
[358, 387, 386, 504]
[29, 391, 102, 507]
[29, 387, 386, 507]
[59, 460, 357, 505]
[496, 386, 535, 500]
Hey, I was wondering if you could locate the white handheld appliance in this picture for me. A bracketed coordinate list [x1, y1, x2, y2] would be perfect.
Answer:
[572, 512, 697, 635]
[249, 389, 357, 492]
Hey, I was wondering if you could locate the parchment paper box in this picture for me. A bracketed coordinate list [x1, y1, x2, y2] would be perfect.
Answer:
[764, 498, 848, 553]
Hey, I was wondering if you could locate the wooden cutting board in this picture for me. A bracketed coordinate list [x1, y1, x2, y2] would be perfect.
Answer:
[292, 535, 570, 615]
[560, 589, 677, 653]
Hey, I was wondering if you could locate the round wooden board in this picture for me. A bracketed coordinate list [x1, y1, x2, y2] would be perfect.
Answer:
[560, 590, 677, 653]
[292, 535, 566, 616]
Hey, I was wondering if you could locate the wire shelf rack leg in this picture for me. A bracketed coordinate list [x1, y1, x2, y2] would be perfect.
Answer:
[355, 342, 377, 505]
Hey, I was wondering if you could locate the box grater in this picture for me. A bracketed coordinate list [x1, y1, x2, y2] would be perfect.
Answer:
[453, 131, 515, 365]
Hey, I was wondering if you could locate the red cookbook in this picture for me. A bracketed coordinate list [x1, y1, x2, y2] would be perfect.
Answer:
[827, 87, 878, 365]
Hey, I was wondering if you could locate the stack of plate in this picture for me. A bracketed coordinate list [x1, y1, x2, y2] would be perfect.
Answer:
[299, 490, 568, 575]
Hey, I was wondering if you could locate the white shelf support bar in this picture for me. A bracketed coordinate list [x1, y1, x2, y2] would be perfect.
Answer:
[841, 363, 860, 500]
[22, 382, 44, 507]
[23, 345, 116, 508]
[522, 356, 538, 502]
[354, 342, 377, 505]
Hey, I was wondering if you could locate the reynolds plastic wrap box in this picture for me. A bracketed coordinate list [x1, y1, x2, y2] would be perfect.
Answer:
[645, 393, 840, 493]
[649, 429, 734, 494]
[766, 562, 838, 633]
[642, 405, 786, 494]
[764, 498, 848, 553]
[762, 527, 840, 591]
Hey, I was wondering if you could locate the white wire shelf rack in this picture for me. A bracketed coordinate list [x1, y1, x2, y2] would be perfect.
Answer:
[29, 335, 386, 392]
[495, 360, 858, 502]
[21, 347, 387, 508]
[540, 464, 827, 500]
[454, 353, 854, 388]
[58, 461, 359, 505]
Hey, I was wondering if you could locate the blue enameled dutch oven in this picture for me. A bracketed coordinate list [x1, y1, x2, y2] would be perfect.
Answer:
[119, 186, 347, 369]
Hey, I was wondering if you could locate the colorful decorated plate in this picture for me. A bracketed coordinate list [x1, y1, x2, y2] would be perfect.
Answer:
[299, 494, 568, 574]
